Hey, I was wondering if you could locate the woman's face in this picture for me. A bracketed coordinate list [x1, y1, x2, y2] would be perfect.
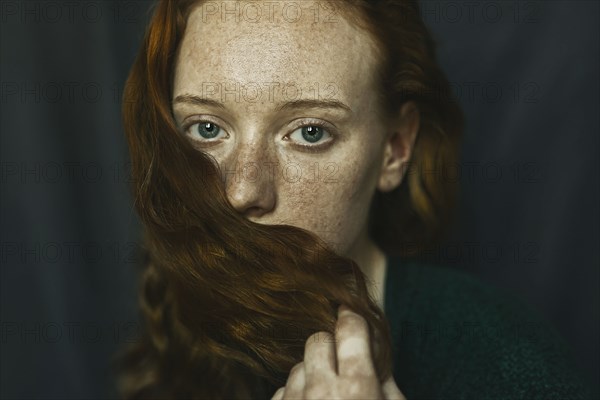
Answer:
[172, 1, 414, 259]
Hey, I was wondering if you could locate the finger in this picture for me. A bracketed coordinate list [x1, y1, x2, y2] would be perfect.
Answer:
[305, 331, 337, 381]
[282, 362, 305, 399]
[381, 376, 407, 400]
[271, 386, 285, 400]
[335, 305, 376, 377]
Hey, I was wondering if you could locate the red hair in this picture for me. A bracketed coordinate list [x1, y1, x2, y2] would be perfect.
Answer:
[116, 0, 463, 398]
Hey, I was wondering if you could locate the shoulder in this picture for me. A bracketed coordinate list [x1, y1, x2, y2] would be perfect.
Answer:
[385, 257, 594, 399]
[385, 257, 556, 330]
[385, 258, 520, 329]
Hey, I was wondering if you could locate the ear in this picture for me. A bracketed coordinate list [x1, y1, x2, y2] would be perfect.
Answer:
[377, 101, 420, 192]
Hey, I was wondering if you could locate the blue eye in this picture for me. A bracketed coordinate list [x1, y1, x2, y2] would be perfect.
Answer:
[289, 125, 332, 145]
[189, 122, 223, 140]
[302, 126, 323, 142]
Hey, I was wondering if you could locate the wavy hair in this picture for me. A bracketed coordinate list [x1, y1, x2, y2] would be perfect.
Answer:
[115, 0, 463, 398]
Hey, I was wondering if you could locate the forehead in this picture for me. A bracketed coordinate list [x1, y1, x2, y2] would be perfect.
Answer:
[173, 1, 381, 105]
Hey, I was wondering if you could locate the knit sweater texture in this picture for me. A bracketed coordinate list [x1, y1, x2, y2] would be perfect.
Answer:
[384, 255, 595, 399]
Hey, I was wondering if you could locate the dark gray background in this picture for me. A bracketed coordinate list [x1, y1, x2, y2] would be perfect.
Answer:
[1, 1, 598, 398]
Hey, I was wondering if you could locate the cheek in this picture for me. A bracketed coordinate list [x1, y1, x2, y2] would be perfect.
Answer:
[276, 154, 380, 254]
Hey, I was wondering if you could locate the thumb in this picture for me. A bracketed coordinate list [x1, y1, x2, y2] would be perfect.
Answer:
[382, 375, 407, 400]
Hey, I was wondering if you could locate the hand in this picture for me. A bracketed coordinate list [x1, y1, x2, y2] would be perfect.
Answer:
[271, 305, 406, 400]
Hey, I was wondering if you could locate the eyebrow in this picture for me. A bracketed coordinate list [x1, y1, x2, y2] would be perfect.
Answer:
[173, 94, 226, 109]
[172, 94, 353, 115]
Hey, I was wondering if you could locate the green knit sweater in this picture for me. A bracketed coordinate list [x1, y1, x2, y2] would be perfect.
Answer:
[384, 256, 595, 399]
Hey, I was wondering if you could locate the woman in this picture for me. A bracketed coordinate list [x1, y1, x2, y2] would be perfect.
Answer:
[116, 0, 592, 398]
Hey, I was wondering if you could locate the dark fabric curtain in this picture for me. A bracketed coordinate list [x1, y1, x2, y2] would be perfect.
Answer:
[1, 1, 597, 398]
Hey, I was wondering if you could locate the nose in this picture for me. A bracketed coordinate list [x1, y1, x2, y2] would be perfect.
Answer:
[223, 141, 277, 219]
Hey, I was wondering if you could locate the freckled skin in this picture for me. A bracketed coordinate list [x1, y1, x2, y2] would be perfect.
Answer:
[172, 1, 390, 258]
[172, 3, 415, 397]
